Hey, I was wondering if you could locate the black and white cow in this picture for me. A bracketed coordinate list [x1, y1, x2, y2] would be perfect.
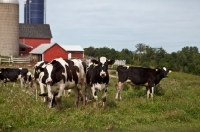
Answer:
[33, 61, 72, 102]
[23, 71, 33, 88]
[32, 61, 49, 101]
[0, 68, 28, 87]
[115, 65, 171, 100]
[42, 58, 87, 109]
[86, 57, 115, 108]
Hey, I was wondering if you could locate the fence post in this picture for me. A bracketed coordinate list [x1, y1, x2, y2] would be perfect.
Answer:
[0, 57, 1, 64]
[10, 55, 13, 64]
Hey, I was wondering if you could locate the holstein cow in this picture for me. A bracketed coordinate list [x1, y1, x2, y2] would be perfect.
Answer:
[33, 61, 49, 101]
[115, 65, 171, 100]
[24, 71, 33, 88]
[41, 58, 86, 109]
[86, 57, 115, 108]
[0, 68, 28, 87]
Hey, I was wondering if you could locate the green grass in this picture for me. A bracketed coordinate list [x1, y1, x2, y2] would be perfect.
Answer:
[0, 71, 200, 132]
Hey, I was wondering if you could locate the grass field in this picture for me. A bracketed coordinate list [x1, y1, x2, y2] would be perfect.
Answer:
[0, 71, 200, 132]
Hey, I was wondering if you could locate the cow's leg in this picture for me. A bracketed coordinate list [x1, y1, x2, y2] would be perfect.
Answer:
[86, 84, 92, 102]
[91, 85, 98, 107]
[150, 87, 154, 99]
[63, 90, 66, 97]
[39, 83, 47, 103]
[55, 83, 65, 109]
[73, 86, 80, 106]
[3, 79, 6, 87]
[20, 78, 24, 88]
[78, 82, 86, 106]
[115, 82, 123, 100]
[32, 82, 38, 101]
[47, 85, 54, 108]
[102, 85, 108, 108]
[146, 87, 150, 99]
[55, 95, 62, 110]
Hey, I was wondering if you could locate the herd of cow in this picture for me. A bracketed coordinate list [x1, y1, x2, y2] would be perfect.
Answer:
[0, 56, 171, 109]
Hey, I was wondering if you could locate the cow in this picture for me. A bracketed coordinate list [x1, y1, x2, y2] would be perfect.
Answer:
[41, 58, 87, 109]
[115, 65, 171, 100]
[86, 57, 115, 108]
[0, 68, 28, 88]
[24, 71, 34, 88]
[33, 61, 73, 102]
[33, 61, 49, 102]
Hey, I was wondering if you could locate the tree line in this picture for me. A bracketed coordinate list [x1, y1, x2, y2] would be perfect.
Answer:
[84, 43, 200, 75]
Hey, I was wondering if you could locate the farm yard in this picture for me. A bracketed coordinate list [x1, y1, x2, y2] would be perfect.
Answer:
[1, 0, 200, 131]
[0, 65, 200, 132]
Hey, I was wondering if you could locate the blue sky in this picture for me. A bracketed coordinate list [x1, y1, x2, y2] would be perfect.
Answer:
[19, 0, 200, 53]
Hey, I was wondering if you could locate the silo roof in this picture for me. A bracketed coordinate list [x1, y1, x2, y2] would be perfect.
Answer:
[0, 0, 19, 4]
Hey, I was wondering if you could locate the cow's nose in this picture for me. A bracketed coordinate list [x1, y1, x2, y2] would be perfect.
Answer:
[46, 78, 52, 84]
[100, 72, 106, 77]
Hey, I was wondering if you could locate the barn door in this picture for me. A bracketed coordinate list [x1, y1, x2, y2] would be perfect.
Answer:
[68, 53, 71, 59]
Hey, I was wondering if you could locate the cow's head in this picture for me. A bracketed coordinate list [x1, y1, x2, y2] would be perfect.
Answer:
[24, 72, 33, 88]
[91, 57, 115, 78]
[33, 61, 48, 80]
[156, 67, 172, 78]
[43, 60, 65, 86]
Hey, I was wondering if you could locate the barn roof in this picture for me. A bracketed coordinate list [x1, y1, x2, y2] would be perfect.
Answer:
[29, 43, 56, 54]
[60, 45, 84, 52]
[19, 23, 52, 39]
[19, 42, 33, 48]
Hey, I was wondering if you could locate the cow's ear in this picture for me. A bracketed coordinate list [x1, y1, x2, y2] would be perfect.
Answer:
[108, 60, 115, 65]
[93, 63, 97, 67]
[91, 59, 98, 64]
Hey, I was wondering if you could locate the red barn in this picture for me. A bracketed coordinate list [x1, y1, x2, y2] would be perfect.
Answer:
[60, 45, 84, 59]
[19, 24, 52, 56]
[29, 43, 84, 62]
[29, 43, 67, 62]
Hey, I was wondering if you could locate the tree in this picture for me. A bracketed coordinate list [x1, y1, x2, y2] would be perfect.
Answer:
[135, 43, 146, 62]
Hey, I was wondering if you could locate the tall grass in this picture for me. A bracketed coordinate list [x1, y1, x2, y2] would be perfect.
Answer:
[0, 71, 200, 131]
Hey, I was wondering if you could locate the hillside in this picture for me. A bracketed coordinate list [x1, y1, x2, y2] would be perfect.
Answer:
[0, 71, 200, 131]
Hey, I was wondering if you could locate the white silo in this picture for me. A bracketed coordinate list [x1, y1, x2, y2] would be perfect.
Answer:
[0, 0, 19, 56]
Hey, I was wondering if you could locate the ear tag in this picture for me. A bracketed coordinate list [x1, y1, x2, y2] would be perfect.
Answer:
[169, 70, 172, 73]
[156, 69, 158, 71]
[37, 69, 41, 73]
[93, 63, 97, 67]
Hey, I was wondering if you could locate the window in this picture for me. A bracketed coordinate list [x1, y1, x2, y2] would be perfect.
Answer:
[21, 48, 26, 52]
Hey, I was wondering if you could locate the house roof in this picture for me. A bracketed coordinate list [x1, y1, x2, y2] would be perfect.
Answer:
[29, 43, 56, 54]
[19, 42, 33, 48]
[19, 23, 52, 39]
[60, 45, 84, 52]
